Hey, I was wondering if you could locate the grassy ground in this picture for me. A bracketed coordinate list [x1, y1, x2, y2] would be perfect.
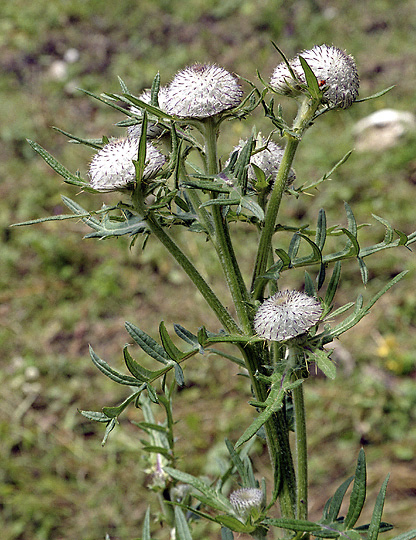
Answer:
[1, 1, 416, 539]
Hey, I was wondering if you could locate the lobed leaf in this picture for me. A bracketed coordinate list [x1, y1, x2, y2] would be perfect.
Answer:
[125, 321, 171, 365]
[164, 467, 232, 513]
[27, 139, 94, 191]
[89, 345, 143, 386]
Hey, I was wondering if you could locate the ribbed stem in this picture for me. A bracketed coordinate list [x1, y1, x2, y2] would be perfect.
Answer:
[252, 96, 321, 300]
[202, 117, 253, 333]
[288, 345, 308, 521]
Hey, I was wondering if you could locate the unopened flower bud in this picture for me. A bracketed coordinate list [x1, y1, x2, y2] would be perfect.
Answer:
[165, 63, 243, 119]
[254, 290, 323, 342]
[270, 44, 359, 109]
[230, 488, 263, 518]
[229, 135, 296, 188]
[89, 137, 165, 192]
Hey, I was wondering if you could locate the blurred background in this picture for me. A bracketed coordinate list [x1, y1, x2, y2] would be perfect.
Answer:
[1, 0, 416, 538]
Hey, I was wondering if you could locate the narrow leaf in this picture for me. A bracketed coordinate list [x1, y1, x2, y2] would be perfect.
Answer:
[102, 392, 141, 418]
[322, 476, 354, 523]
[125, 321, 171, 365]
[299, 55, 321, 99]
[142, 507, 152, 540]
[275, 248, 291, 268]
[52, 126, 103, 149]
[89, 345, 143, 386]
[316, 208, 327, 250]
[164, 467, 232, 513]
[355, 85, 395, 102]
[324, 261, 342, 308]
[215, 515, 254, 534]
[26, 139, 93, 190]
[159, 321, 184, 362]
[174, 324, 201, 349]
[344, 449, 367, 529]
[102, 417, 117, 445]
[307, 349, 336, 379]
[304, 271, 317, 297]
[265, 518, 326, 533]
[174, 506, 193, 540]
[225, 439, 248, 485]
[367, 474, 390, 540]
[123, 345, 159, 382]
[357, 256, 369, 285]
[79, 410, 112, 423]
[235, 379, 303, 448]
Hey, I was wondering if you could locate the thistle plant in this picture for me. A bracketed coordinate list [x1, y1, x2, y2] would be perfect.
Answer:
[16, 44, 416, 540]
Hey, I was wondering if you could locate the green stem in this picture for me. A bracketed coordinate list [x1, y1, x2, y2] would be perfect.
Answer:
[131, 188, 241, 335]
[252, 97, 321, 300]
[201, 116, 297, 518]
[242, 344, 297, 519]
[202, 117, 253, 333]
[288, 345, 308, 521]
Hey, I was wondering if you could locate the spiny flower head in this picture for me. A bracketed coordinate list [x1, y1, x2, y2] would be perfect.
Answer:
[230, 488, 263, 517]
[128, 87, 168, 139]
[165, 63, 243, 119]
[230, 135, 296, 187]
[254, 290, 323, 342]
[270, 44, 359, 109]
[89, 137, 165, 192]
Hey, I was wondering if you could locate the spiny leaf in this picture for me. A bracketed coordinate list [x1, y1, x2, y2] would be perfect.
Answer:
[355, 85, 395, 102]
[27, 139, 94, 191]
[52, 126, 103, 148]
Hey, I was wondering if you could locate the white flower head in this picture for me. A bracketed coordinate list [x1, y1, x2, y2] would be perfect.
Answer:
[270, 44, 359, 109]
[230, 135, 296, 187]
[230, 488, 263, 517]
[128, 87, 168, 139]
[165, 63, 243, 119]
[89, 137, 165, 192]
[254, 290, 323, 342]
